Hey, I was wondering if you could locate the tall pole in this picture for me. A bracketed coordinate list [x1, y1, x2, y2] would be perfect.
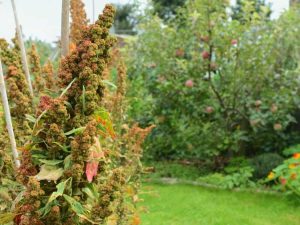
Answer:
[290, 0, 300, 7]
[61, 0, 70, 57]
[92, 0, 95, 23]
[11, 0, 34, 97]
[0, 57, 20, 168]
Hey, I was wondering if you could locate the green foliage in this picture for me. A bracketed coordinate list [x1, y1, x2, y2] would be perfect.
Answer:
[0, 178, 24, 213]
[152, 0, 186, 20]
[224, 157, 250, 174]
[127, 1, 300, 162]
[231, 0, 271, 22]
[144, 161, 208, 180]
[251, 153, 284, 179]
[114, 3, 137, 35]
[222, 166, 256, 189]
[197, 173, 225, 186]
[267, 147, 300, 198]
[197, 166, 255, 189]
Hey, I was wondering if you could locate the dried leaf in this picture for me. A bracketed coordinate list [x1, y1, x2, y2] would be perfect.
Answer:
[35, 165, 64, 181]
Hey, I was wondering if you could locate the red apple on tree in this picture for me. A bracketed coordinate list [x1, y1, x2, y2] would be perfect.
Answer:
[202, 51, 210, 60]
[185, 79, 194, 87]
[200, 35, 210, 43]
[271, 104, 278, 113]
[175, 48, 185, 58]
[205, 106, 214, 114]
[255, 100, 262, 107]
[231, 39, 238, 45]
[274, 123, 282, 131]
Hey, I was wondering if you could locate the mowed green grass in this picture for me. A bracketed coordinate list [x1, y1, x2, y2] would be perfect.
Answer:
[140, 183, 300, 225]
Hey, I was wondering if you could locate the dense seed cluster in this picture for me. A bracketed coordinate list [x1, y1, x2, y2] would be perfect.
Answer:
[0, 38, 32, 145]
[28, 44, 44, 93]
[42, 60, 56, 90]
[70, 0, 89, 44]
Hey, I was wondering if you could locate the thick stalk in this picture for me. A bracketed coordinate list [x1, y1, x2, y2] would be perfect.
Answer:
[0, 57, 20, 168]
[11, 0, 34, 97]
[61, 0, 70, 57]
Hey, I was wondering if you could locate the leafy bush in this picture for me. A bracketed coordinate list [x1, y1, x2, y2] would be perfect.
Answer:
[224, 157, 250, 174]
[251, 153, 284, 179]
[143, 161, 209, 181]
[127, 0, 300, 162]
[267, 149, 300, 198]
[197, 173, 225, 186]
[222, 166, 256, 189]
[197, 166, 255, 189]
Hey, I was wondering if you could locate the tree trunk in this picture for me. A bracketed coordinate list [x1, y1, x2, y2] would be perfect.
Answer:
[0, 57, 20, 168]
[61, 0, 70, 57]
[11, 0, 34, 97]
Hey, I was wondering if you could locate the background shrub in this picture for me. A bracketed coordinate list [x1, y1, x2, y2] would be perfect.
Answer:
[126, 0, 300, 165]
[251, 153, 284, 179]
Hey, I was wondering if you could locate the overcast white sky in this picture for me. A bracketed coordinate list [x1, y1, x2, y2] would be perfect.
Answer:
[0, 0, 290, 44]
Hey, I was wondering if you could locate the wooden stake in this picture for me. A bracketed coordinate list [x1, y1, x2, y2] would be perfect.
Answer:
[290, 0, 300, 7]
[11, 0, 34, 97]
[0, 57, 20, 168]
[61, 0, 70, 57]
[92, 0, 95, 23]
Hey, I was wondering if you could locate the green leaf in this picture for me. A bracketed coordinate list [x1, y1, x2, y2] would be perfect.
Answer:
[35, 165, 64, 181]
[48, 178, 72, 203]
[273, 164, 288, 173]
[53, 142, 70, 153]
[39, 159, 63, 166]
[25, 114, 36, 123]
[102, 79, 117, 90]
[40, 178, 72, 216]
[1, 178, 22, 188]
[34, 110, 48, 128]
[283, 144, 300, 156]
[64, 155, 72, 170]
[83, 183, 99, 200]
[63, 194, 86, 215]
[63, 194, 97, 224]
[60, 78, 77, 97]
[64, 127, 85, 136]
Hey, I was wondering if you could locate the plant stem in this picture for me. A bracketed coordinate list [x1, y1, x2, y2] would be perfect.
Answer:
[0, 57, 20, 168]
[11, 0, 34, 97]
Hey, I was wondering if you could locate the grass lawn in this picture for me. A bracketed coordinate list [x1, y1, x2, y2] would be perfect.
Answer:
[140, 183, 300, 225]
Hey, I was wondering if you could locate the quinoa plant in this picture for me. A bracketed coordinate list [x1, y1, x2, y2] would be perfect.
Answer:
[28, 44, 44, 94]
[70, 0, 89, 44]
[42, 60, 56, 91]
[0, 37, 32, 214]
[4, 5, 150, 225]
[102, 47, 155, 224]
[0, 38, 32, 144]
